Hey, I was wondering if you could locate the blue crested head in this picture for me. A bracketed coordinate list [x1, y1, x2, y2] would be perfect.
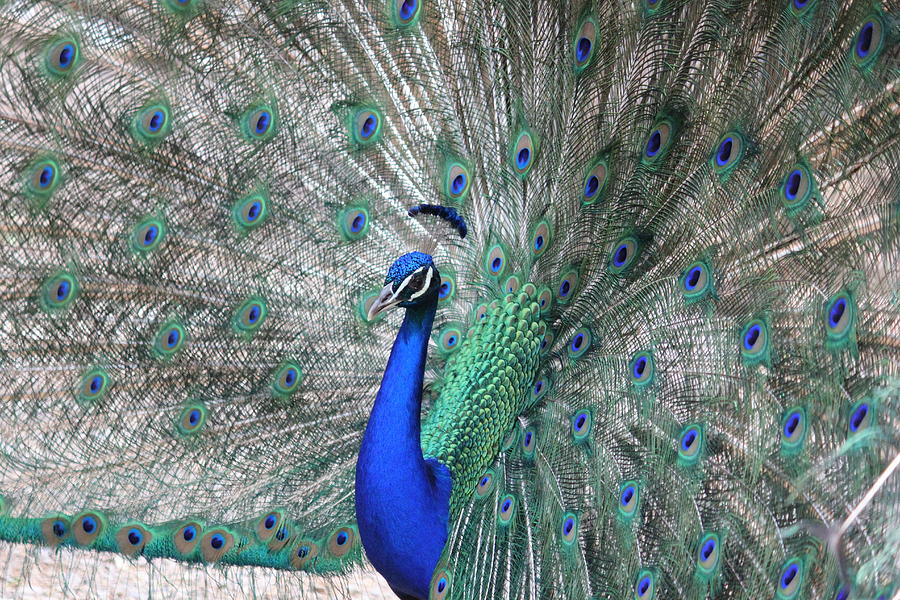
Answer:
[368, 252, 440, 320]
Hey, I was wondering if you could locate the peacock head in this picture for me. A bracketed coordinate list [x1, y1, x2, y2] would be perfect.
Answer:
[368, 251, 440, 319]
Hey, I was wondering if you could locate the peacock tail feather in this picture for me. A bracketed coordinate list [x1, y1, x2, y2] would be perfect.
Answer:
[0, 0, 898, 598]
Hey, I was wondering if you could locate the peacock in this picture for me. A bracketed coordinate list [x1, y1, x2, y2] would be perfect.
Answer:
[0, 0, 898, 598]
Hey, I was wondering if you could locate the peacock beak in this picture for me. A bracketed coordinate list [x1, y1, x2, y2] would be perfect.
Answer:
[367, 283, 403, 320]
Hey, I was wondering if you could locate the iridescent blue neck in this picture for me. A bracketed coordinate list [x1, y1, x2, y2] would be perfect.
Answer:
[355, 296, 451, 600]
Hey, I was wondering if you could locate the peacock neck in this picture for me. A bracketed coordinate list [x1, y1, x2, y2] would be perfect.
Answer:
[355, 295, 452, 600]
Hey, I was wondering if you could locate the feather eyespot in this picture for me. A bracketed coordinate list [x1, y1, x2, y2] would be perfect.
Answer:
[572, 410, 592, 441]
[540, 330, 555, 355]
[327, 527, 355, 557]
[272, 362, 303, 398]
[678, 425, 703, 464]
[560, 513, 578, 545]
[511, 130, 537, 176]
[45, 38, 81, 76]
[41, 517, 70, 545]
[780, 407, 807, 452]
[131, 217, 167, 252]
[848, 400, 872, 434]
[824, 292, 855, 348]
[556, 269, 579, 304]
[618, 481, 639, 518]
[568, 328, 591, 359]
[610, 237, 639, 273]
[132, 104, 171, 143]
[697, 533, 720, 573]
[504, 274, 521, 294]
[242, 106, 277, 141]
[475, 470, 495, 498]
[339, 206, 369, 240]
[573, 19, 597, 71]
[777, 558, 803, 599]
[438, 273, 455, 301]
[537, 286, 553, 314]
[233, 297, 268, 335]
[290, 540, 320, 569]
[635, 570, 656, 599]
[201, 529, 234, 562]
[42, 272, 78, 311]
[232, 193, 269, 230]
[853, 17, 884, 65]
[352, 109, 382, 145]
[498, 495, 516, 524]
[531, 377, 550, 403]
[629, 351, 654, 387]
[73, 512, 104, 546]
[531, 221, 551, 256]
[643, 120, 673, 163]
[445, 163, 471, 201]
[116, 524, 152, 556]
[177, 403, 207, 436]
[393, 0, 420, 26]
[26, 157, 62, 198]
[430, 569, 451, 600]
[154, 321, 186, 358]
[791, 0, 813, 13]
[681, 260, 713, 301]
[711, 132, 744, 172]
[437, 325, 463, 353]
[582, 160, 609, 204]
[484, 244, 507, 277]
[522, 427, 536, 456]
[781, 164, 815, 211]
[740, 319, 769, 364]
[78, 368, 109, 403]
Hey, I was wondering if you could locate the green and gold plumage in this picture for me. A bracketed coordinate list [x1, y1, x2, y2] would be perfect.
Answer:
[0, 0, 898, 598]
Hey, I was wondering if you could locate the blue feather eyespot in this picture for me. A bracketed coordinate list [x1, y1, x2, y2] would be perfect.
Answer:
[153, 320, 186, 358]
[780, 407, 807, 453]
[696, 532, 721, 574]
[522, 427, 536, 456]
[41, 272, 78, 312]
[437, 324, 464, 354]
[338, 206, 370, 240]
[677, 424, 704, 465]
[582, 160, 609, 204]
[131, 104, 172, 144]
[232, 297, 268, 336]
[172, 522, 201, 555]
[272, 361, 303, 398]
[177, 402, 207, 436]
[540, 330, 555, 355]
[290, 540, 320, 568]
[824, 291, 856, 349]
[498, 494, 516, 525]
[537, 286, 553, 314]
[242, 105, 278, 141]
[484, 244, 507, 278]
[327, 526, 355, 557]
[711, 132, 745, 173]
[430, 568, 451, 600]
[444, 163, 471, 201]
[510, 130, 537, 177]
[531, 376, 550, 403]
[834, 586, 850, 600]
[393, 0, 421, 26]
[232, 192, 269, 231]
[781, 164, 815, 212]
[609, 236, 639, 274]
[77, 368, 109, 404]
[45, 38, 81, 77]
[629, 351, 655, 387]
[475, 469, 495, 498]
[531, 221, 552, 257]
[790, 0, 814, 13]
[853, 17, 884, 65]
[573, 18, 597, 72]
[848, 400, 873, 434]
[504, 274, 521, 294]
[130, 217, 167, 253]
[618, 481, 639, 519]
[739, 319, 770, 365]
[571, 409, 592, 441]
[25, 157, 62, 198]
[474, 302, 489, 322]
[776, 558, 804, 599]
[41, 517, 71, 545]
[634, 570, 656, 599]
[73, 512, 104, 546]
[556, 269, 579, 304]
[182, 525, 197, 541]
[201, 529, 234, 562]
[560, 513, 578, 545]
[681, 260, 714, 302]
[642, 120, 674, 163]
[567, 328, 592, 359]
[116, 524, 152, 556]
[351, 108, 382, 145]
[438, 273, 455, 302]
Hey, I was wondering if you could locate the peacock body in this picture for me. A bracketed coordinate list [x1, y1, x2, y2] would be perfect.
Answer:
[0, 0, 898, 599]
